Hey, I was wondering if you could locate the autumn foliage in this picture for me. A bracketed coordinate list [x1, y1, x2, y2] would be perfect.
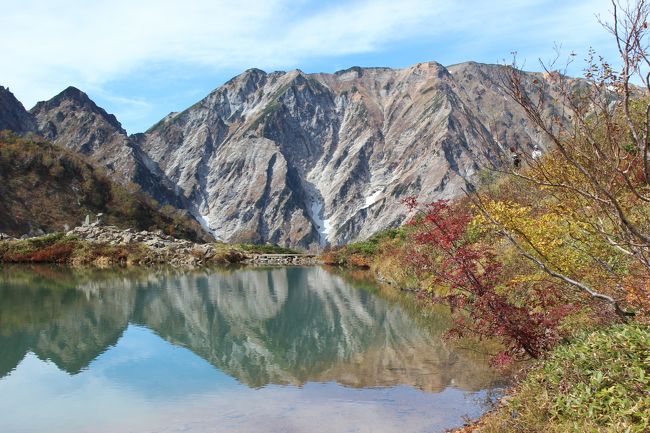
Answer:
[403, 198, 578, 362]
[4, 242, 75, 263]
[0, 131, 210, 242]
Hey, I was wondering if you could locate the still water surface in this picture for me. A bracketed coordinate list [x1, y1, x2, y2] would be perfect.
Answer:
[0, 265, 503, 433]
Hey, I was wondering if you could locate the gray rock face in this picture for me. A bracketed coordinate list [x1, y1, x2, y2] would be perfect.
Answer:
[30, 87, 185, 208]
[31, 87, 128, 157]
[7, 61, 568, 249]
[0, 86, 36, 133]
[141, 62, 560, 248]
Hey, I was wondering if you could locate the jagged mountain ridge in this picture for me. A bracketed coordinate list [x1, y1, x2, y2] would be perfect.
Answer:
[142, 61, 559, 247]
[3, 61, 565, 248]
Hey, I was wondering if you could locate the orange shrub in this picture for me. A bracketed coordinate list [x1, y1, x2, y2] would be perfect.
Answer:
[12, 243, 75, 263]
[347, 253, 371, 268]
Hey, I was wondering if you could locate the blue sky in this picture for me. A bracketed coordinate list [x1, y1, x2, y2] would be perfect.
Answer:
[1, 0, 617, 133]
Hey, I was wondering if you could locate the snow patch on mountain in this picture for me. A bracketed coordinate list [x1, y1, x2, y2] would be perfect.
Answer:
[364, 189, 384, 208]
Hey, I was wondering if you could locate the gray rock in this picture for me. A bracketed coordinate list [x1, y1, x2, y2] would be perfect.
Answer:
[193, 244, 216, 259]
[22, 61, 568, 248]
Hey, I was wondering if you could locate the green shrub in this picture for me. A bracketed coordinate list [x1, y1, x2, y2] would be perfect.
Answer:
[238, 243, 299, 254]
[349, 240, 378, 256]
[26, 233, 65, 249]
[484, 324, 650, 433]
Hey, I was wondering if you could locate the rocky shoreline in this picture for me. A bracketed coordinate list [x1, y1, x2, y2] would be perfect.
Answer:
[66, 224, 231, 266]
[0, 224, 320, 267]
[243, 253, 319, 266]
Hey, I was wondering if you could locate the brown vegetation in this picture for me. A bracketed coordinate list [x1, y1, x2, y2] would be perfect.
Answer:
[0, 131, 210, 242]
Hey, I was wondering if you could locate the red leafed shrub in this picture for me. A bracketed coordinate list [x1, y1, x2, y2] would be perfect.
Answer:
[7, 242, 75, 263]
[404, 198, 576, 363]
[27, 243, 75, 263]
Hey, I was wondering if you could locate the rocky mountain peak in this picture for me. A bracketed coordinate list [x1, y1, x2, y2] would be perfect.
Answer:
[32, 86, 125, 135]
[243, 67, 267, 77]
[58, 85, 90, 101]
[406, 61, 450, 78]
[138, 62, 560, 248]
[28, 87, 190, 213]
[221, 67, 269, 95]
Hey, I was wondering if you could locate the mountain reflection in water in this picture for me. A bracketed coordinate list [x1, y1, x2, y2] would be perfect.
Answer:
[0, 265, 504, 433]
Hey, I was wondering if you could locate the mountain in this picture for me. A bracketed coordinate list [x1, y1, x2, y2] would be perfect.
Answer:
[0, 86, 36, 134]
[30, 87, 186, 209]
[4, 61, 567, 248]
[141, 62, 560, 247]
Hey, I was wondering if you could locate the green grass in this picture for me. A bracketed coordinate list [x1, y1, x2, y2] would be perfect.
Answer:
[482, 323, 650, 433]
[323, 228, 406, 266]
[236, 243, 300, 255]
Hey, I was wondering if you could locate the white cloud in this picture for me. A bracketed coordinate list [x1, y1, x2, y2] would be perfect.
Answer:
[0, 0, 617, 122]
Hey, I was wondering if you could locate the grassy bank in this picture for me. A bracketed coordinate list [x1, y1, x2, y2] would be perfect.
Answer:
[477, 324, 649, 433]
[326, 225, 649, 432]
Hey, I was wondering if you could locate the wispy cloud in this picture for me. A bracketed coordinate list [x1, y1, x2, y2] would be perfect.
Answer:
[1, 0, 616, 132]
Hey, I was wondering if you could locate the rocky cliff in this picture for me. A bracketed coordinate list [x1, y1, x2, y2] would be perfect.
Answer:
[0, 86, 36, 133]
[4, 61, 568, 248]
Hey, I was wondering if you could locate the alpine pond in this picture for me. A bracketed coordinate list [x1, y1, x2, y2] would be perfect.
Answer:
[0, 265, 504, 433]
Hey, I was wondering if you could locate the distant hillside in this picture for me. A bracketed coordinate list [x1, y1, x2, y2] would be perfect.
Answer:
[30, 86, 187, 209]
[0, 132, 212, 242]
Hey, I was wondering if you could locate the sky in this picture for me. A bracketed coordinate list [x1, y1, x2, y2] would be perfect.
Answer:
[1, 0, 619, 134]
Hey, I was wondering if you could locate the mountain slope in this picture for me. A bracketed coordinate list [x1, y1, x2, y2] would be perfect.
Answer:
[0, 86, 36, 134]
[0, 132, 211, 242]
[7, 61, 569, 248]
[30, 87, 186, 209]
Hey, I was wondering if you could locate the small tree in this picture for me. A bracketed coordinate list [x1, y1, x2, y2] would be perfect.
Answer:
[473, 0, 650, 318]
[404, 198, 576, 362]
